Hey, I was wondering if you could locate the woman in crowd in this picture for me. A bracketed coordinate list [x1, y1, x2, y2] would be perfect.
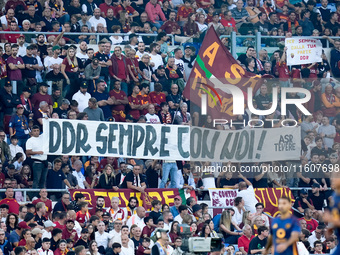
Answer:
[119, 11, 131, 33]
[169, 221, 179, 243]
[85, 165, 99, 188]
[5, 213, 18, 234]
[18, 229, 32, 246]
[200, 223, 213, 238]
[61, 47, 81, 98]
[190, 222, 199, 237]
[219, 210, 242, 244]
[19, 165, 32, 188]
[162, 204, 170, 212]
[54, 239, 69, 255]
[96, 164, 117, 190]
[88, 240, 99, 255]
[139, 54, 154, 84]
[183, 13, 200, 38]
[12, 152, 24, 171]
[205, 220, 218, 237]
[175, 102, 191, 125]
[110, 25, 124, 45]
[245, 57, 257, 74]
[87, 224, 95, 241]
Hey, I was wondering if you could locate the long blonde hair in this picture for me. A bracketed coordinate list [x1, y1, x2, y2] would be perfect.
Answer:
[104, 164, 114, 184]
[220, 210, 232, 231]
[242, 211, 252, 226]
[67, 48, 78, 68]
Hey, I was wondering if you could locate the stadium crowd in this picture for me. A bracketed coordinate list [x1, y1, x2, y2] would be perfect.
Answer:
[0, 0, 338, 254]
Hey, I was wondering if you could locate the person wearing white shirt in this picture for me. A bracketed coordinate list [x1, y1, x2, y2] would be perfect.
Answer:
[109, 225, 134, 249]
[308, 227, 326, 248]
[44, 46, 63, 73]
[145, 105, 161, 124]
[95, 222, 112, 253]
[107, 197, 128, 224]
[37, 236, 54, 255]
[72, 82, 92, 112]
[72, 160, 89, 189]
[135, 42, 148, 60]
[173, 205, 188, 224]
[17, 35, 27, 57]
[121, 235, 134, 255]
[149, 43, 164, 71]
[0, 10, 18, 29]
[9, 140, 26, 160]
[89, 8, 107, 32]
[41, 220, 55, 240]
[232, 197, 245, 226]
[126, 207, 146, 230]
[237, 174, 258, 213]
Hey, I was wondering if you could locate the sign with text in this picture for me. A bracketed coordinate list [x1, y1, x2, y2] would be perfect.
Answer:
[69, 188, 180, 209]
[285, 37, 322, 66]
[190, 127, 301, 162]
[209, 188, 295, 216]
[43, 119, 190, 160]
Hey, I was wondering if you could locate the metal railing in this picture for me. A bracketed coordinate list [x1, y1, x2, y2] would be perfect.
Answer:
[220, 32, 338, 59]
[0, 31, 176, 46]
[0, 188, 68, 203]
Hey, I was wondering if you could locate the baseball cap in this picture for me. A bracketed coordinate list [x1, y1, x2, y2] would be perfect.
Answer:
[4, 80, 12, 87]
[18, 221, 30, 229]
[81, 228, 89, 234]
[17, 104, 24, 109]
[19, 34, 25, 38]
[52, 45, 61, 51]
[102, 212, 110, 217]
[31, 228, 43, 235]
[192, 204, 202, 213]
[174, 195, 181, 200]
[157, 65, 165, 70]
[300, 189, 308, 195]
[44, 220, 56, 228]
[22, 87, 31, 93]
[185, 45, 195, 51]
[312, 183, 320, 188]
[80, 81, 88, 88]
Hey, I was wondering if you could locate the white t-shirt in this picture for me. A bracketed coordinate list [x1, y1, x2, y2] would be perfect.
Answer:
[26, 135, 47, 161]
[175, 58, 185, 74]
[237, 185, 258, 213]
[72, 170, 86, 189]
[44, 57, 63, 73]
[232, 206, 243, 225]
[121, 246, 135, 255]
[95, 231, 112, 249]
[149, 53, 163, 71]
[0, 16, 18, 27]
[145, 113, 160, 124]
[76, 52, 89, 64]
[88, 16, 107, 31]
[72, 90, 91, 112]
[18, 45, 26, 57]
[110, 36, 124, 45]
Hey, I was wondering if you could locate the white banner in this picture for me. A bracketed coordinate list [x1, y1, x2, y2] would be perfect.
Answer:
[209, 189, 238, 208]
[42, 119, 190, 160]
[285, 37, 322, 66]
[190, 127, 301, 162]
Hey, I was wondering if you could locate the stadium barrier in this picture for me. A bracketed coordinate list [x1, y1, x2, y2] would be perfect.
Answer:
[0, 31, 175, 46]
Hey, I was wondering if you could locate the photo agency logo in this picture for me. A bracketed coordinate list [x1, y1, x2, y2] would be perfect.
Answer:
[200, 81, 313, 128]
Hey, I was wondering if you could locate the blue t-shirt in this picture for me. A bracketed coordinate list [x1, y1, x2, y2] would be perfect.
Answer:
[22, 55, 38, 78]
[270, 215, 301, 255]
[8, 114, 29, 139]
[9, 231, 20, 244]
[46, 169, 66, 189]
[93, 91, 111, 119]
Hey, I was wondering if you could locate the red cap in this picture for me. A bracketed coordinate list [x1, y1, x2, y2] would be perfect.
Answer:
[17, 104, 24, 109]
[174, 195, 182, 200]
[18, 221, 30, 229]
[19, 34, 25, 38]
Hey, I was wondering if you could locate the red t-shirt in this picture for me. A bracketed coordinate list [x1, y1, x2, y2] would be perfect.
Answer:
[299, 217, 318, 232]
[6, 56, 23, 81]
[53, 221, 66, 230]
[32, 198, 53, 217]
[0, 173, 5, 188]
[110, 89, 127, 112]
[76, 211, 91, 224]
[198, 0, 212, 8]
[206, 13, 213, 23]
[0, 198, 20, 214]
[31, 92, 53, 111]
[276, 62, 290, 81]
[62, 57, 78, 73]
[275, 0, 286, 8]
[116, 57, 127, 80]
[149, 91, 166, 112]
[221, 18, 236, 29]
[5, 29, 20, 43]
[136, 244, 150, 255]
[98, 157, 118, 171]
[62, 227, 79, 242]
[126, 57, 139, 78]
[160, 20, 180, 34]
[99, 2, 115, 16]
[114, 4, 136, 18]
[302, 64, 318, 79]
[142, 225, 154, 238]
[128, 95, 142, 120]
[177, 6, 193, 20]
[237, 235, 254, 253]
